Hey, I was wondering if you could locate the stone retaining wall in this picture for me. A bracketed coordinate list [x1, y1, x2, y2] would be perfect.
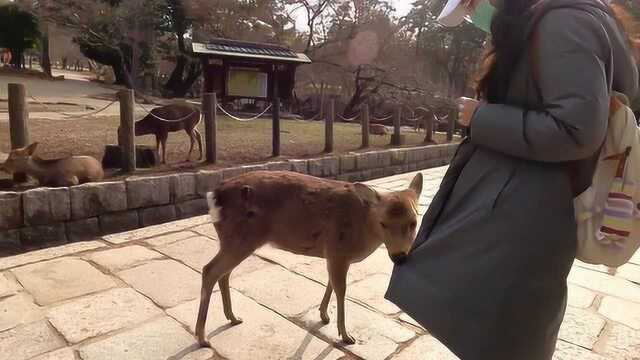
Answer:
[0, 143, 458, 248]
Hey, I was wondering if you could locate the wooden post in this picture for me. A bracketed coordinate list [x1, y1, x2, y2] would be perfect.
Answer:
[391, 106, 402, 146]
[8, 83, 29, 183]
[324, 99, 334, 153]
[447, 108, 456, 142]
[424, 112, 434, 144]
[118, 89, 136, 172]
[203, 92, 217, 163]
[361, 103, 370, 148]
[272, 73, 281, 157]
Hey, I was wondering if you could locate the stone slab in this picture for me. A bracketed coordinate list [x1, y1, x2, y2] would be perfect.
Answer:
[103, 218, 199, 244]
[347, 274, 401, 315]
[176, 199, 208, 219]
[265, 161, 291, 172]
[599, 296, 640, 330]
[232, 265, 325, 318]
[567, 285, 597, 309]
[167, 290, 344, 360]
[0, 192, 22, 230]
[31, 348, 76, 360]
[170, 173, 197, 202]
[23, 188, 70, 226]
[196, 170, 223, 197]
[399, 313, 424, 330]
[0, 272, 21, 298]
[139, 204, 176, 227]
[20, 224, 67, 246]
[117, 259, 201, 308]
[0, 241, 105, 270]
[98, 210, 139, 235]
[0, 293, 43, 332]
[12, 258, 116, 305]
[558, 306, 606, 349]
[600, 324, 640, 359]
[126, 176, 171, 209]
[47, 287, 163, 343]
[77, 317, 196, 360]
[617, 263, 640, 284]
[85, 245, 163, 272]
[66, 217, 101, 242]
[0, 321, 66, 360]
[290, 159, 309, 174]
[145, 231, 198, 247]
[568, 266, 640, 303]
[191, 223, 216, 239]
[552, 340, 605, 360]
[299, 299, 415, 360]
[394, 336, 459, 360]
[70, 182, 127, 220]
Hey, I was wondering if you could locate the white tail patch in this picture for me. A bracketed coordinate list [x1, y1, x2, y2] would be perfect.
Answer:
[206, 192, 221, 223]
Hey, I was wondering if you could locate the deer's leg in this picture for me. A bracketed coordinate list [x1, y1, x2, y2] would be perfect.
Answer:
[219, 273, 242, 325]
[196, 242, 255, 347]
[194, 128, 204, 160]
[159, 133, 168, 164]
[320, 281, 333, 325]
[186, 129, 195, 162]
[327, 258, 354, 344]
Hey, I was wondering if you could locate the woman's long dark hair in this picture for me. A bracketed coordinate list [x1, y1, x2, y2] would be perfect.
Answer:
[475, 0, 638, 103]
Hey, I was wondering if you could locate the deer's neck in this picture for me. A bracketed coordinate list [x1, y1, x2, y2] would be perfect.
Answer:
[22, 158, 53, 178]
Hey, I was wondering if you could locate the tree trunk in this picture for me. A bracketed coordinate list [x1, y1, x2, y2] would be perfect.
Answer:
[10, 49, 23, 69]
[41, 24, 52, 77]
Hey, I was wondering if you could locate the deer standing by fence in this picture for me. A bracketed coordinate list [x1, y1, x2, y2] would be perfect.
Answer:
[129, 103, 203, 164]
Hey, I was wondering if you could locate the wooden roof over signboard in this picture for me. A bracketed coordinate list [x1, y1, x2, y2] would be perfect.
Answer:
[192, 38, 311, 64]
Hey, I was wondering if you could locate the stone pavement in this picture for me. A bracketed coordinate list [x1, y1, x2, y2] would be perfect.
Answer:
[1, 166, 640, 360]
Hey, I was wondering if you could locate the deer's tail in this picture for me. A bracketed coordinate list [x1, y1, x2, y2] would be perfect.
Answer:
[206, 191, 222, 223]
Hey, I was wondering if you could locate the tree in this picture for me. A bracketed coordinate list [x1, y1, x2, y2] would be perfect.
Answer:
[0, 4, 41, 68]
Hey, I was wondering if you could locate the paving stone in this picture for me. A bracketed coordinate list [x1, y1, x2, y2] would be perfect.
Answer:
[348, 274, 400, 315]
[255, 245, 317, 270]
[104, 219, 198, 244]
[192, 223, 217, 238]
[290, 258, 329, 285]
[568, 266, 640, 302]
[47, 287, 163, 343]
[617, 263, 640, 285]
[31, 347, 76, 360]
[20, 224, 67, 246]
[394, 335, 459, 360]
[0, 191, 22, 230]
[70, 182, 127, 220]
[0, 293, 43, 332]
[12, 258, 116, 305]
[222, 166, 247, 180]
[126, 176, 171, 208]
[399, 313, 424, 330]
[558, 306, 606, 349]
[299, 299, 414, 360]
[601, 324, 640, 359]
[167, 290, 344, 360]
[0, 241, 105, 270]
[599, 296, 640, 330]
[350, 248, 394, 280]
[85, 245, 164, 272]
[0, 272, 21, 298]
[77, 317, 196, 360]
[66, 217, 101, 242]
[176, 199, 208, 219]
[568, 285, 597, 309]
[290, 159, 309, 174]
[552, 340, 605, 360]
[0, 321, 66, 360]
[117, 259, 201, 308]
[139, 204, 177, 227]
[180, 348, 215, 360]
[265, 161, 292, 172]
[98, 210, 139, 235]
[232, 265, 325, 318]
[22, 188, 70, 226]
[171, 173, 198, 202]
[169, 215, 210, 228]
[196, 170, 223, 197]
[157, 236, 219, 271]
[145, 231, 198, 247]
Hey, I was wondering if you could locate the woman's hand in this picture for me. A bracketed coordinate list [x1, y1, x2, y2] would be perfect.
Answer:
[457, 97, 481, 127]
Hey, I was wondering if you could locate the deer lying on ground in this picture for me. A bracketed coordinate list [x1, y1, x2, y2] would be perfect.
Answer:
[369, 124, 389, 136]
[196, 170, 423, 347]
[130, 103, 203, 164]
[0, 143, 104, 187]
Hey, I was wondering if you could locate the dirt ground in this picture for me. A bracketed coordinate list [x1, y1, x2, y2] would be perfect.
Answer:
[0, 114, 455, 188]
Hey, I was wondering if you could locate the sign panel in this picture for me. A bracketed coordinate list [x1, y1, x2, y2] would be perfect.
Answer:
[227, 67, 268, 98]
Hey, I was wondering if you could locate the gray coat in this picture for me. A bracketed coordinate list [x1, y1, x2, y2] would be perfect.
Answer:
[386, 1, 638, 359]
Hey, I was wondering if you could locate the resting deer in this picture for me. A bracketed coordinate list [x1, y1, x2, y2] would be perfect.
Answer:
[0, 143, 104, 187]
[130, 103, 203, 164]
[196, 170, 423, 347]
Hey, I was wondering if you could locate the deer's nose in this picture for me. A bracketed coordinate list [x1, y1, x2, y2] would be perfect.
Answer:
[390, 253, 408, 265]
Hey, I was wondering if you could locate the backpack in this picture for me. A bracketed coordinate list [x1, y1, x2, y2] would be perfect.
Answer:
[529, 1, 640, 267]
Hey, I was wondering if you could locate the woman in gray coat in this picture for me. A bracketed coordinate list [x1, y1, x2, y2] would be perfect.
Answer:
[386, 0, 639, 359]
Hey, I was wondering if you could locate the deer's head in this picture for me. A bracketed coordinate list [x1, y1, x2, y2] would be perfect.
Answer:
[1, 142, 38, 174]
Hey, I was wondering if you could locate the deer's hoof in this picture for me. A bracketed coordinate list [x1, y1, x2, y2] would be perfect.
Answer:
[320, 312, 330, 325]
[230, 317, 243, 326]
[341, 333, 356, 345]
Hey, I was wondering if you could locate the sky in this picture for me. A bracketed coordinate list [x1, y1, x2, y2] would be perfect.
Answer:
[291, 0, 413, 31]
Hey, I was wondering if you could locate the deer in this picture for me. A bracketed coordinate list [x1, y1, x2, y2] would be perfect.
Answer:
[369, 124, 389, 136]
[129, 103, 203, 164]
[0, 143, 104, 187]
[195, 170, 423, 348]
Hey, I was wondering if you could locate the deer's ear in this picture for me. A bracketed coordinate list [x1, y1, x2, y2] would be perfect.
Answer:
[354, 183, 379, 205]
[25, 142, 39, 156]
[409, 173, 423, 196]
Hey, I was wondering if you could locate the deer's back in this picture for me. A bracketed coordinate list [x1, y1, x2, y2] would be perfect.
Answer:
[147, 104, 200, 132]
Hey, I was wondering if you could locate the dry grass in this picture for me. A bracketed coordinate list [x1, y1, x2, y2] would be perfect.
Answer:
[0, 115, 456, 186]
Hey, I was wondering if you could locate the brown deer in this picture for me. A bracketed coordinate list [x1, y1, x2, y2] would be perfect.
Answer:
[0, 143, 104, 187]
[131, 103, 203, 164]
[195, 170, 423, 347]
[369, 124, 389, 136]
